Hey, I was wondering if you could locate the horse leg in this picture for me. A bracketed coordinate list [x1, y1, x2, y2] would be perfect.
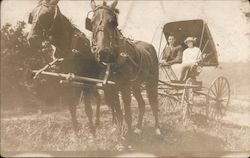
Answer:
[146, 82, 161, 135]
[83, 92, 95, 135]
[113, 90, 123, 126]
[111, 106, 117, 124]
[94, 90, 101, 126]
[69, 104, 79, 132]
[121, 87, 132, 136]
[104, 85, 122, 125]
[132, 85, 145, 134]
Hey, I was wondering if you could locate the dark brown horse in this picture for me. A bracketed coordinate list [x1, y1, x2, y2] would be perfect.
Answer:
[89, 0, 161, 136]
[27, 0, 115, 135]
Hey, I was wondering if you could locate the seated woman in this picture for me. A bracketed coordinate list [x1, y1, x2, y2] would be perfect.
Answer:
[160, 35, 183, 66]
[179, 37, 202, 81]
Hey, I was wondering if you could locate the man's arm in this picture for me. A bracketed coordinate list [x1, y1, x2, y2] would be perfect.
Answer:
[160, 46, 169, 64]
[167, 45, 183, 65]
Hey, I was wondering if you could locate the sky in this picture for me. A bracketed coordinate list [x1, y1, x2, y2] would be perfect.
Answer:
[1, 0, 250, 62]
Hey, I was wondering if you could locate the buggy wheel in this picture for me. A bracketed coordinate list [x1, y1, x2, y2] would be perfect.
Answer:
[206, 76, 230, 121]
[158, 92, 179, 114]
[181, 78, 194, 120]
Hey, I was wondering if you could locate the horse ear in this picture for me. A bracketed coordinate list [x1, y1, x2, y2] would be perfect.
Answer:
[103, 0, 107, 6]
[110, 0, 118, 9]
[49, 0, 59, 5]
[90, 0, 96, 10]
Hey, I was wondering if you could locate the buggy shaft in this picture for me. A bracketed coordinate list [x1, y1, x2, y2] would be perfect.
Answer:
[32, 71, 115, 85]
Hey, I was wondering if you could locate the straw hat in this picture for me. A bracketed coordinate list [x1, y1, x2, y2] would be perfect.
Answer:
[184, 37, 197, 44]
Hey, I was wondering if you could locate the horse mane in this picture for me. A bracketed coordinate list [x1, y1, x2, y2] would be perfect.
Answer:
[56, 8, 83, 35]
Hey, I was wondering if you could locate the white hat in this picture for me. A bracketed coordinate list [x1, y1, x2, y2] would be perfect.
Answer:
[184, 37, 197, 44]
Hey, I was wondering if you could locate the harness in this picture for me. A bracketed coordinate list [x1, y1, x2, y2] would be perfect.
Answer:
[117, 37, 143, 82]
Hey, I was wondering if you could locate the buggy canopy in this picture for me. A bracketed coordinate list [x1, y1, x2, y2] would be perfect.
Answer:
[163, 19, 219, 66]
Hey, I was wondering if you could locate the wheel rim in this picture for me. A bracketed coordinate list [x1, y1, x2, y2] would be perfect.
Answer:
[206, 76, 230, 120]
[159, 92, 179, 114]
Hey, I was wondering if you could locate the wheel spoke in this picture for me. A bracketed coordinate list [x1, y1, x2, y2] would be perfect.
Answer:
[219, 79, 226, 95]
[220, 80, 228, 97]
[210, 87, 217, 98]
[212, 104, 216, 119]
[215, 78, 220, 95]
[220, 85, 227, 98]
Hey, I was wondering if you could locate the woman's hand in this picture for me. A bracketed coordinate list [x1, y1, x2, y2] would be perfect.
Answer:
[159, 61, 171, 66]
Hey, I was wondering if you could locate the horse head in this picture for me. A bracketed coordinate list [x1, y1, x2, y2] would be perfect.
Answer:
[89, 0, 119, 64]
[27, 0, 60, 49]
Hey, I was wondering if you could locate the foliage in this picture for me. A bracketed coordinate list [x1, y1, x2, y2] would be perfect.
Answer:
[1, 21, 60, 110]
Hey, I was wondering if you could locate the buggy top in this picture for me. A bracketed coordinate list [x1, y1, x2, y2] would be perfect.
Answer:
[162, 19, 219, 67]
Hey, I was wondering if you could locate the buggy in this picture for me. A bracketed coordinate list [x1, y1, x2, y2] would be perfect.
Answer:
[157, 19, 230, 121]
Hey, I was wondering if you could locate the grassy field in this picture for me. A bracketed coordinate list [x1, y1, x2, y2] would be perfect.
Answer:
[1, 62, 250, 157]
[1, 96, 250, 157]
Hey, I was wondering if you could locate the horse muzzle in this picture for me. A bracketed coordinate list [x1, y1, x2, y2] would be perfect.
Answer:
[27, 35, 43, 49]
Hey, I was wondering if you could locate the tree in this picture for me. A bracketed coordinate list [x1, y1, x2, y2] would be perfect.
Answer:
[1, 21, 60, 111]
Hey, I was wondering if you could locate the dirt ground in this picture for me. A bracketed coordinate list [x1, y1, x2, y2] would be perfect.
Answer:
[1, 95, 250, 157]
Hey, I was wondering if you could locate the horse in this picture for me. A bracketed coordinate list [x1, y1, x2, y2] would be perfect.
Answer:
[27, 0, 119, 135]
[89, 0, 161, 136]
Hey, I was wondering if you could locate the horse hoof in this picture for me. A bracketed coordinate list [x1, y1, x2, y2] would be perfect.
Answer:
[155, 128, 161, 136]
[134, 128, 142, 135]
[111, 126, 117, 133]
[90, 128, 96, 136]
[73, 123, 80, 133]
[95, 120, 100, 127]
[88, 135, 94, 143]
[116, 144, 125, 151]
[127, 145, 133, 150]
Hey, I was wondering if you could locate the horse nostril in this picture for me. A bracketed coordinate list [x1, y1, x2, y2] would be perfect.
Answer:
[95, 53, 100, 62]
[92, 46, 97, 53]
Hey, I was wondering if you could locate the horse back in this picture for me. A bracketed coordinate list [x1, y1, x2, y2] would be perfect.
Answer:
[133, 41, 159, 81]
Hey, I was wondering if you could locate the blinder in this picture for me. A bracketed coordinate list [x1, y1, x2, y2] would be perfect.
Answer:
[85, 17, 92, 32]
[28, 13, 33, 24]
[85, 11, 93, 32]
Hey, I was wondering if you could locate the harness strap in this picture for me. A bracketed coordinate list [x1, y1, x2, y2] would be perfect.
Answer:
[121, 41, 143, 82]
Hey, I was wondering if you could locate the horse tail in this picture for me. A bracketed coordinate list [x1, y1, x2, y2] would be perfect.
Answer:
[146, 77, 159, 128]
[143, 44, 158, 106]
[146, 80, 158, 107]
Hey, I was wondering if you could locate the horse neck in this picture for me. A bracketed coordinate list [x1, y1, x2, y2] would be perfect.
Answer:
[51, 14, 75, 51]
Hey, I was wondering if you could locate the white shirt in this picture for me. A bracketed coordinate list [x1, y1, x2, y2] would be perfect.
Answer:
[182, 47, 201, 65]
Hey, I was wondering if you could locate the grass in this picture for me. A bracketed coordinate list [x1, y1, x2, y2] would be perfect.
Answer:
[1, 99, 250, 157]
[1, 62, 250, 156]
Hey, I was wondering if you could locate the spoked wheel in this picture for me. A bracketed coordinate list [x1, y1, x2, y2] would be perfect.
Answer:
[159, 92, 179, 114]
[206, 76, 230, 121]
[181, 78, 194, 120]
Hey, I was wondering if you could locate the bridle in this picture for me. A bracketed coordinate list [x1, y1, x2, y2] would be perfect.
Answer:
[29, 2, 58, 40]
[90, 6, 119, 64]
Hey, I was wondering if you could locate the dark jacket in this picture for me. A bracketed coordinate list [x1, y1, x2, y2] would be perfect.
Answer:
[161, 45, 183, 65]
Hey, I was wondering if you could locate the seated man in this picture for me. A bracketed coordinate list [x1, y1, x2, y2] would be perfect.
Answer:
[160, 35, 183, 66]
[179, 37, 202, 81]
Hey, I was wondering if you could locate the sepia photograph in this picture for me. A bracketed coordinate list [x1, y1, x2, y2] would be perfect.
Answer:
[1, 0, 250, 157]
